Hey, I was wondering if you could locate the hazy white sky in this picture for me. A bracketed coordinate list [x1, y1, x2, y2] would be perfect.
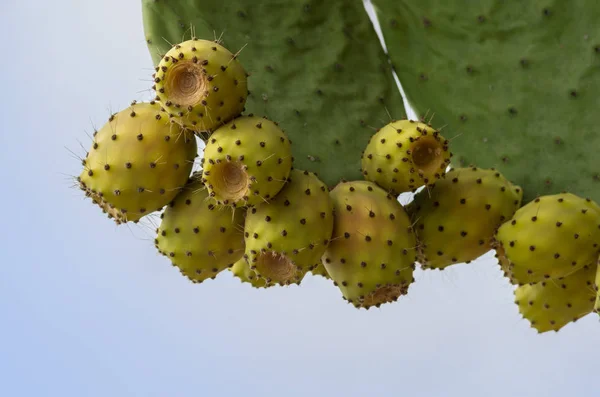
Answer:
[0, 1, 597, 396]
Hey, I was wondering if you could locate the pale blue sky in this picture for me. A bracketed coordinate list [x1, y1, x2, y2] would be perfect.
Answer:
[1, 1, 598, 396]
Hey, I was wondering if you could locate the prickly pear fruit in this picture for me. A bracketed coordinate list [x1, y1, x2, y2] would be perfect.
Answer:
[372, 0, 600, 204]
[155, 175, 245, 283]
[153, 38, 248, 132]
[407, 167, 522, 270]
[310, 263, 331, 280]
[202, 115, 292, 207]
[514, 263, 597, 333]
[361, 119, 451, 195]
[230, 258, 267, 289]
[495, 193, 600, 285]
[78, 101, 197, 224]
[243, 169, 334, 286]
[142, 0, 406, 187]
[322, 181, 416, 309]
[82, 189, 123, 222]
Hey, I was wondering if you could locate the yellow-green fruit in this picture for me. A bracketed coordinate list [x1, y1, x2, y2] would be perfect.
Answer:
[322, 181, 416, 309]
[230, 258, 268, 289]
[153, 38, 248, 132]
[243, 169, 334, 286]
[79, 101, 197, 223]
[310, 263, 332, 280]
[496, 193, 600, 285]
[81, 189, 123, 222]
[361, 119, 451, 195]
[202, 115, 293, 207]
[156, 175, 245, 283]
[407, 167, 523, 270]
[515, 263, 597, 333]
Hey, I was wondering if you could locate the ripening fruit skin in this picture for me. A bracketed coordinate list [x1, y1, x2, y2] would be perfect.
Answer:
[201, 115, 293, 207]
[407, 167, 523, 270]
[515, 263, 597, 333]
[79, 101, 197, 224]
[155, 175, 245, 283]
[361, 119, 451, 195]
[322, 180, 416, 309]
[153, 38, 248, 132]
[243, 169, 334, 286]
[495, 193, 600, 285]
[230, 258, 268, 289]
[310, 263, 332, 280]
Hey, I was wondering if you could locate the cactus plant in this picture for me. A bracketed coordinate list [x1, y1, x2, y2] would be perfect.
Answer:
[69, 0, 600, 331]
[142, 0, 406, 187]
[372, 0, 600, 204]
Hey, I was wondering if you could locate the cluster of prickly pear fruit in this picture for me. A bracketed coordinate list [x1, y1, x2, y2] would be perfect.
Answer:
[75, 35, 452, 311]
[75, 0, 600, 335]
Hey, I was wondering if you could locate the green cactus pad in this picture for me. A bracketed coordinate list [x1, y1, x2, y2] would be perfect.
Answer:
[372, 0, 600, 203]
[142, 0, 406, 187]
